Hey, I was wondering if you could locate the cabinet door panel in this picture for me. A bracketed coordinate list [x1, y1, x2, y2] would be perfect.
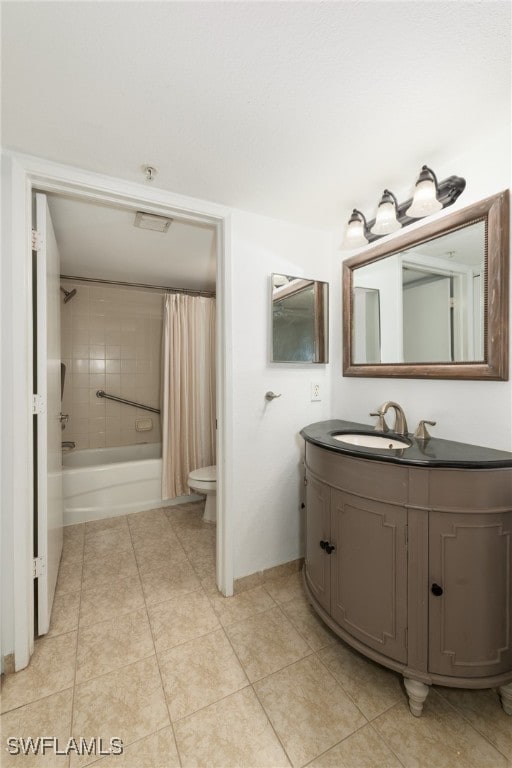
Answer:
[304, 475, 331, 613]
[429, 511, 512, 677]
[330, 490, 408, 663]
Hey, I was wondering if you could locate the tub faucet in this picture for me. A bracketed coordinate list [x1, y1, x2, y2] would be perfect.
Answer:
[62, 441, 76, 452]
[377, 401, 408, 436]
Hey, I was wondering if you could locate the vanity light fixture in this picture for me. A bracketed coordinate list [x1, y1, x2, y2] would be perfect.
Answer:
[343, 165, 466, 248]
[343, 209, 369, 248]
[406, 165, 443, 218]
[370, 189, 402, 236]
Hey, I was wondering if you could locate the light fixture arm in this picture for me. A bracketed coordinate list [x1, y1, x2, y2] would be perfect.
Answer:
[350, 208, 368, 229]
[355, 173, 465, 244]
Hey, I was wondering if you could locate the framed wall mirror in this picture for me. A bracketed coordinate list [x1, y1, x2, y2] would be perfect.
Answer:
[343, 190, 509, 379]
[271, 274, 329, 363]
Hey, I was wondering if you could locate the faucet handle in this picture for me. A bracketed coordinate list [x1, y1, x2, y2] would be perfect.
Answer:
[414, 420, 436, 440]
[369, 411, 389, 433]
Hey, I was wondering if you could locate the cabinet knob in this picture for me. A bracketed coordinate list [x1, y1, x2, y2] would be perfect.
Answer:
[325, 543, 336, 554]
[319, 540, 329, 550]
[301, 503, 305, 509]
[431, 583, 444, 597]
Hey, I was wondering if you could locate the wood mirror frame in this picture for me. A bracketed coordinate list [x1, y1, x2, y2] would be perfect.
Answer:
[342, 190, 509, 380]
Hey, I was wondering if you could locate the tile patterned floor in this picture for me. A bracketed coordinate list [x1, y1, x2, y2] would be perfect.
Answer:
[1, 500, 511, 768]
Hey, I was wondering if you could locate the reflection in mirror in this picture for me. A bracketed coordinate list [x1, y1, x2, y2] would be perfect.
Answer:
[353, 221, 485, 364]
[271, 274, 328, 363]
[343, 191, 509, 380]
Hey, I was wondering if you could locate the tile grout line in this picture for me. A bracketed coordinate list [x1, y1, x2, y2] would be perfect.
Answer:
[128, 508, 184, 768]
[68, 522, 86, 768]
[429, 687, 511, 763]
[217, 605, 295, 768]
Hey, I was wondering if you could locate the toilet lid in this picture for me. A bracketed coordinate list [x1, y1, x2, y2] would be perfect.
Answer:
[189, 465, 216, 482]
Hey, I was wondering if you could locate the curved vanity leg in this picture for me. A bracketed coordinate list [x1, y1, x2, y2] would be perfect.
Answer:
[404, 678, 430, 717]
[499, 682, 512, 715]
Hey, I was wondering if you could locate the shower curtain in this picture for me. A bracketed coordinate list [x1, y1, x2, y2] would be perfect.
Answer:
[161, 293, 216, 499]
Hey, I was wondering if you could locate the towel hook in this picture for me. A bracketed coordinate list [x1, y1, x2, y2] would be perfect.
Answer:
[265, 391, 282, 401]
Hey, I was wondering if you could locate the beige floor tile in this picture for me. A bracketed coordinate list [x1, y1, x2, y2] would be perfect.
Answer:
[56, 560, 83, 596]
[189, 551, 216, 582]
[140, 560, 201, 606]
[0, 688, 73, 767]
[134, 542, 189, 574]
[225, 606, 311, 682]
[88, 727, 180, 768]
[83, 527, 133, 559]
[76, 609, 155, 683]
[148, 589, 220, 653]
[84, 515, 128, 535]
[158, 628, 248, 721]
[164, 502, 204, 526]
[79, 576, 144, 627]
[307, 724, 403, 768]
[234, 571, 264, 594]
[263, 560, 303, 582]
[127, 508, 169, 529]
[435, 686, 512, 760]
[264, 571, 306, 604]
[254, 654, 366, 767]
[174, 687, 291, 768]
[281, 595, 338, 651]
[72, 657, 169, 768]
[1, 632, 77, 713]
[64, 523, 85, 541]
[82, 550, 139, 590]
[129, 523, 180, 548]
[318, 641, 403, 720]
[61, 536, 85, 564]
[206, 585, 276, 627]
[47, 591, 81, 638]
[175, 528, 215, 557]
[373, 692, 509, 768]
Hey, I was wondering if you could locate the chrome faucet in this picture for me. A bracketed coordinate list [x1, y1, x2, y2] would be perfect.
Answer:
[376, 401, 408, 436]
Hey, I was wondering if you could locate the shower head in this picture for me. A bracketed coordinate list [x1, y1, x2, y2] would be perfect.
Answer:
[60, 286, 77, 303]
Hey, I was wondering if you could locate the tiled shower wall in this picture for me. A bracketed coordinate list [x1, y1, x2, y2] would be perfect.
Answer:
[60, 281, 163, 449]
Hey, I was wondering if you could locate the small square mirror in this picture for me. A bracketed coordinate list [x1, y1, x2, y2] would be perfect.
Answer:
[271, 274, 329, 363]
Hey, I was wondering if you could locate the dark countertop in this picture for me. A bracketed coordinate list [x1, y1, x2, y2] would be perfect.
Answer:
[300, 419, 512, 469]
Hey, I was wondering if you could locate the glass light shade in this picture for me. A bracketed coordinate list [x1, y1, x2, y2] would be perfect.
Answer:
[370, 201, 402, 235]
[344, 218, 368, 248]
[406, 179, 443, 218]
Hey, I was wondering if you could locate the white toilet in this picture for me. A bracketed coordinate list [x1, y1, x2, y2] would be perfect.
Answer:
[187, 465, 216, 523]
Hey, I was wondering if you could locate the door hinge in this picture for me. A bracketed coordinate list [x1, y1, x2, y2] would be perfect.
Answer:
[32, 394, 46, 415]
[33, 556, 46, 578]
[448, 297, 457, 309]
[32, 229, 43, 252]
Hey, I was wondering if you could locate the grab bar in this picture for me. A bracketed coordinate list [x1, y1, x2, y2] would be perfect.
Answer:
[96, 390, 161, 414]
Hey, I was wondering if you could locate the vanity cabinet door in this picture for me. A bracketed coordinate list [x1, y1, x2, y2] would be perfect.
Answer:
[429, 510, 512, 677]
[304, 474, 331, 613]
[330, 490, 408, 663]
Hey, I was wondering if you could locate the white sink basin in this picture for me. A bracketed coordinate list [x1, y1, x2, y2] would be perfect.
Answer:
[332, 433, 410, 450]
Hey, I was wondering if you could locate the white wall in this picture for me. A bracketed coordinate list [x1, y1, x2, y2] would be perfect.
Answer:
[230, 210, 333, 579]
[332, 122, 512, 450]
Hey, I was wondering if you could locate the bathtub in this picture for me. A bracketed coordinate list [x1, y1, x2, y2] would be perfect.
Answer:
[62, 442, 195, 525]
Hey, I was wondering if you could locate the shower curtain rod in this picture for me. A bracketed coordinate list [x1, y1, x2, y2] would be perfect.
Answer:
[60, 274, 215, 298]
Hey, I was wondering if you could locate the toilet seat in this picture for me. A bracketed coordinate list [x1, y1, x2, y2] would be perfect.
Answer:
[188, 465, 217, 523]
[188, 465, 216, 492]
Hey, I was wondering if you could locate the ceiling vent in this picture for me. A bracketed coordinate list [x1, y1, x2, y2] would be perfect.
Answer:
[134, 211, 173, 233]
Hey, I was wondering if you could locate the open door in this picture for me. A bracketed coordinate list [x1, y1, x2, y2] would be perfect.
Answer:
[34, 192, 63, 635]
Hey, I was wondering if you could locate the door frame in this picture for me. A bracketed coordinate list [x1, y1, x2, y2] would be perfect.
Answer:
[1, 151, 234, 671]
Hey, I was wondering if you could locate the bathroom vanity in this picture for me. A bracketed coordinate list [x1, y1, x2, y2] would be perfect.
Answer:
[301, 419, 512, 717]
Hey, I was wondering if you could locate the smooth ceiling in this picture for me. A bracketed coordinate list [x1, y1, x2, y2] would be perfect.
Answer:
[48, 195, 217, 290]
[2, 2, 511, 229]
